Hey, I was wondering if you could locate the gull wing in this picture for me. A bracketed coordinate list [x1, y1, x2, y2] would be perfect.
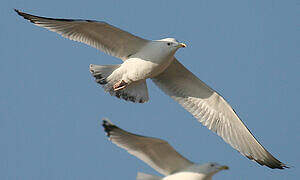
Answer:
[15, 9, 149, 61]
[102, 119, 193, 175]
[152, 58, 288, 169]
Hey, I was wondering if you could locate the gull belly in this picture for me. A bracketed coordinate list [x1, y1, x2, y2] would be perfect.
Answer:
[120, 56, 174, 83]
[163, 172, 209, 180]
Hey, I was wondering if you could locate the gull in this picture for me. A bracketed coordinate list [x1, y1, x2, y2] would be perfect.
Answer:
[102, 119, 229, 180]
[15, 9, 288, 169]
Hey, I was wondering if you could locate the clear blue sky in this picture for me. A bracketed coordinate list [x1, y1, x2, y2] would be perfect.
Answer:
[1, 0, 298, 179]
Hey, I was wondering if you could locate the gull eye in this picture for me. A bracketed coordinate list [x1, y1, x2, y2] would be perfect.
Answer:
[167, 42, 171, 46]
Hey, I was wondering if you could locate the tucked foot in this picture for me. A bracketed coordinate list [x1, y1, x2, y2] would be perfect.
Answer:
[113, 80, 127, 91]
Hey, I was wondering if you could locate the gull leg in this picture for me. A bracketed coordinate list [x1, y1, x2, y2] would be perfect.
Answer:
[113, 80, 128, 91]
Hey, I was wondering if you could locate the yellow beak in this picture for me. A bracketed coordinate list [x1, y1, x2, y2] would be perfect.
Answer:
[179, 43, 187, 48]
[221, 165, 229, 170]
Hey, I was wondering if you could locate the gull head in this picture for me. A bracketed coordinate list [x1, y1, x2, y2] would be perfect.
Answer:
[141, 38, 186, 59]
[197, 162, 229, 175]
[157, 38, 187, 49]
[139, 38, 186, 60]
[185, 162, 229, 177]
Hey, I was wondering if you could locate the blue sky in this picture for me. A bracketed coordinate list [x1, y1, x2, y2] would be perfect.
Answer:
[1, 0, 299, 179]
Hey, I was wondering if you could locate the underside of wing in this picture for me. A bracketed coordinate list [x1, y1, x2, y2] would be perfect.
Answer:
[15, 9, 149, 60]
[102, 119, 193, 175]
[152, 58, 288, 169]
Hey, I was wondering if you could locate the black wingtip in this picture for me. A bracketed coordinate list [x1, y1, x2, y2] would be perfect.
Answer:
[264, 159, 290, 170]
[14, 9, 35, 22]
[14, 9, 26, 17]
[102, 119, 117, 137]
[14, 9, 22, 15]
[246, 151, 290, 169]
[14, 9, 96, 23]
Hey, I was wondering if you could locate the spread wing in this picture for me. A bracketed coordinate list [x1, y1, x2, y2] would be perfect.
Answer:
[102, 119, 193, 175]
[152, 58, 288, 169]
[15, 9, 149, 61]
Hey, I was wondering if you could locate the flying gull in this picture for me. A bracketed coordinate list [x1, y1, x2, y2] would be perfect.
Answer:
[15, 9, 288, 169]
[102, 119, 229, 180]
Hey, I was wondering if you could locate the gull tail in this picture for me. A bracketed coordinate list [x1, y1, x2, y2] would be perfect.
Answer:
[90, 64, 149, 103]
[136, 172, 162, 180]
[89, 64, 121, 85]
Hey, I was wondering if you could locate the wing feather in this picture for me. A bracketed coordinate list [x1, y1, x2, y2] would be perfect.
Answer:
[15, 9, 149, 61]
[152, 58, 288, 169]
[102, 119, 193, 175]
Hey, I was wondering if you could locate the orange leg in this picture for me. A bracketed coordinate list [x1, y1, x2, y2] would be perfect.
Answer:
[113, 80, 127, 91]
